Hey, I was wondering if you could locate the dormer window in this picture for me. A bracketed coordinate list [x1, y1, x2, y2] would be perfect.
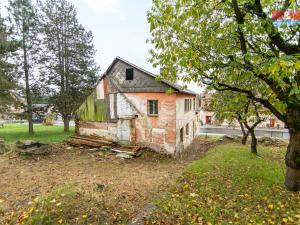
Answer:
[126, 68, 134, 80]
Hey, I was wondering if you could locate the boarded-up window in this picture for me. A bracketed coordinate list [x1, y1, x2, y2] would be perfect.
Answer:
[126, 68, 134, 80]
[148, 100, 158, 115]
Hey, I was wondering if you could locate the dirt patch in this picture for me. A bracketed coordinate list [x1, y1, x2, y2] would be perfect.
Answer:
[0, 138, 217, 224]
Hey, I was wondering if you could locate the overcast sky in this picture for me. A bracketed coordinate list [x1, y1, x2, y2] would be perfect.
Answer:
[1, 0, 201, 92]
[72, 0, 154, 73]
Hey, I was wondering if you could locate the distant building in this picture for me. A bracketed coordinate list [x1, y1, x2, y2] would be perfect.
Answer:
[0, 91, 25, 120]
[199, 92, 286, 129]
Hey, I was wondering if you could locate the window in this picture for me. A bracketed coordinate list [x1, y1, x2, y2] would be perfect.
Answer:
[193, 99, 195, 110]
[186, 123, 189, 135]
[180, 128, 184, 142]
[270, 119, 275, 128]
[126, 68, 134, 80]
[184, 99, 188, 112]
[205, 116, 212, 125]
[148, 100, 158, 115]
[185, 99, 193, 113]
[193, 121, 195, 137]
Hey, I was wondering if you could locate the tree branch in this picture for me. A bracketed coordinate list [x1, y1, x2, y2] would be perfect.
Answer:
[213, 82, 287, 122]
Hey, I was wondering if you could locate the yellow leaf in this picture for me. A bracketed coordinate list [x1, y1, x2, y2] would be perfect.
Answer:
[28, 207, 34, 214]
[279, 60, 286, 67]
[267, 204, 274, 210]
[56, 202, 62, 206]
[82, 214, 88, 219]
[295, 61, 300, 70]
[282, 218, 288, 223]
[50, 199, 57, 203]
[190, 193, 197, 197]
[58, 219, 63, 224]
[183, 184, 189, 189]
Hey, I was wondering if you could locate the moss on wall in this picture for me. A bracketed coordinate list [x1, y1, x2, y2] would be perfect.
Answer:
[76, 91, 107, 122]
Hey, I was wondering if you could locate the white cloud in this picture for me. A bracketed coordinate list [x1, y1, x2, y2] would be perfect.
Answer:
[84, 0, 119, 12]
[119, 15, 127, 22]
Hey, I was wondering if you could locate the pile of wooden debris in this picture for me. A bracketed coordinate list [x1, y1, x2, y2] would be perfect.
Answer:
[16, 140, 52, 156]
[0, 138, 5, 154]
[66, 135, 114, 148]
[65, 135, 144, 159]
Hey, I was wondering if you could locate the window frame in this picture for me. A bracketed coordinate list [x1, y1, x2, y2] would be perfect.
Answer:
[125, 68, 134, 80]
[148, 100, 158, 116]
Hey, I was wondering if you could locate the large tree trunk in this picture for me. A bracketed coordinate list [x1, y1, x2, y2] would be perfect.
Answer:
[249, 129, 257, 154]
[285, 110, 300, 191]
[63, 115, 69, 132]
[22, 23, 33, 135]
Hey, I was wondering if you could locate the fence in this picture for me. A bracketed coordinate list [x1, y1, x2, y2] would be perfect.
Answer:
[199, 126, 289, 140]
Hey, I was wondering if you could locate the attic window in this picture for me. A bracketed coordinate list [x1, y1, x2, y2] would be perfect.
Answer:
[126, 68, 134, 80]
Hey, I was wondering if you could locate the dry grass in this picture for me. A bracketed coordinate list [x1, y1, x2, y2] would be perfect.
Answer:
[0, 138, 215, 224]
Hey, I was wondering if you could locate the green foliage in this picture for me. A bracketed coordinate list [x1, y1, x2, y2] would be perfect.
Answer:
[76, 91, 107, 122]
[8, 0, 41, 133]
[0, 124, 74, 143]
[0, 10, 20, 114]
[211, 90, 267, 125]
[39, 0, 99, 127]
[147, 0, 300, 124]
[147, 144, 300, 224]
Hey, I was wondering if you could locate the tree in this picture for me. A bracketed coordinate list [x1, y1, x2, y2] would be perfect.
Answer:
[211, 91, 265, 154]
[0, 7, 20, 115]
[8, 0, 39, 134]
[148, 0, 300, 191]
[39, 0, 99, 132]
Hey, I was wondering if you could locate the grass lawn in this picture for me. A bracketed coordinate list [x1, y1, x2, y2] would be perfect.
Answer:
[147, 143, 300, 225]
[0, 124, 74, 143]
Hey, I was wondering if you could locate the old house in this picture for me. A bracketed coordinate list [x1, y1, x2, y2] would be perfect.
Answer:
[75, 57, 199, 154]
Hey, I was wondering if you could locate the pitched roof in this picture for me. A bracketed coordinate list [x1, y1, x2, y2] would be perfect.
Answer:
[103, 56, 197, 95]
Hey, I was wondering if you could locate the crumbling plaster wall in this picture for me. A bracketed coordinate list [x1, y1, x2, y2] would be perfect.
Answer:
[78, 121, 117, 141]
[176, 94, 198, 152]
[124, 92, 177, 154]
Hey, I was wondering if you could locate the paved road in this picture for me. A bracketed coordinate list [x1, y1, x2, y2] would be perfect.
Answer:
[199, 126, 289, 139]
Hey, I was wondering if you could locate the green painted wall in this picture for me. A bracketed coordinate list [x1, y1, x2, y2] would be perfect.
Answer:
[76, 91, 107, 122]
